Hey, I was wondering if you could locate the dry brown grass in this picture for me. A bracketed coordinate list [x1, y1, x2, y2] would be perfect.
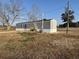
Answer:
[0, 28, 79, 59]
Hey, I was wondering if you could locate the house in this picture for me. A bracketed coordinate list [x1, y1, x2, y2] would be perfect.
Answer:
[16, 19, 57, 33]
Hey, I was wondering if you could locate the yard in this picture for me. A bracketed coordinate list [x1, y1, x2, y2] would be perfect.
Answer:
[0, 28, 79, 59]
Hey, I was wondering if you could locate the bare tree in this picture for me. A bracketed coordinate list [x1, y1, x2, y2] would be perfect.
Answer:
[27, 5, 42, 30]
[0, 0, 22, 30]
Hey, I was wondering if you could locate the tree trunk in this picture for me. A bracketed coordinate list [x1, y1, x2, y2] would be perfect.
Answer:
[66, 19, 69, 34]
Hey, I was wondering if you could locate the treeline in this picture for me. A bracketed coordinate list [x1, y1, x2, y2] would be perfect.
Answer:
[59, 22, 79, 28]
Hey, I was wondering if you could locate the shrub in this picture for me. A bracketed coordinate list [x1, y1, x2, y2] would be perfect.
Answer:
[30, 27, 36, 32]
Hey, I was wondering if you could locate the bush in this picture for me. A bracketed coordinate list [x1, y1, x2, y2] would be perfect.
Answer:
[30, 27, 36, 31]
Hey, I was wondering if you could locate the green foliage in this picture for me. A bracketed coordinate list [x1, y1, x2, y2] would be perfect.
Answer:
[61, 9, 74, 23]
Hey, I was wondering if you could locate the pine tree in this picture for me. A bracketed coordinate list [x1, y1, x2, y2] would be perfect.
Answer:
[61, 0, 74, 34]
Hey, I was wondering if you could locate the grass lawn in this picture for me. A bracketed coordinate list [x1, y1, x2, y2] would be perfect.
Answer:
[0, 28, 79, 59]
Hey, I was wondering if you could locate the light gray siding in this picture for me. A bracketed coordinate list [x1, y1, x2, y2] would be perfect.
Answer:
[16, 20, 50, 29]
